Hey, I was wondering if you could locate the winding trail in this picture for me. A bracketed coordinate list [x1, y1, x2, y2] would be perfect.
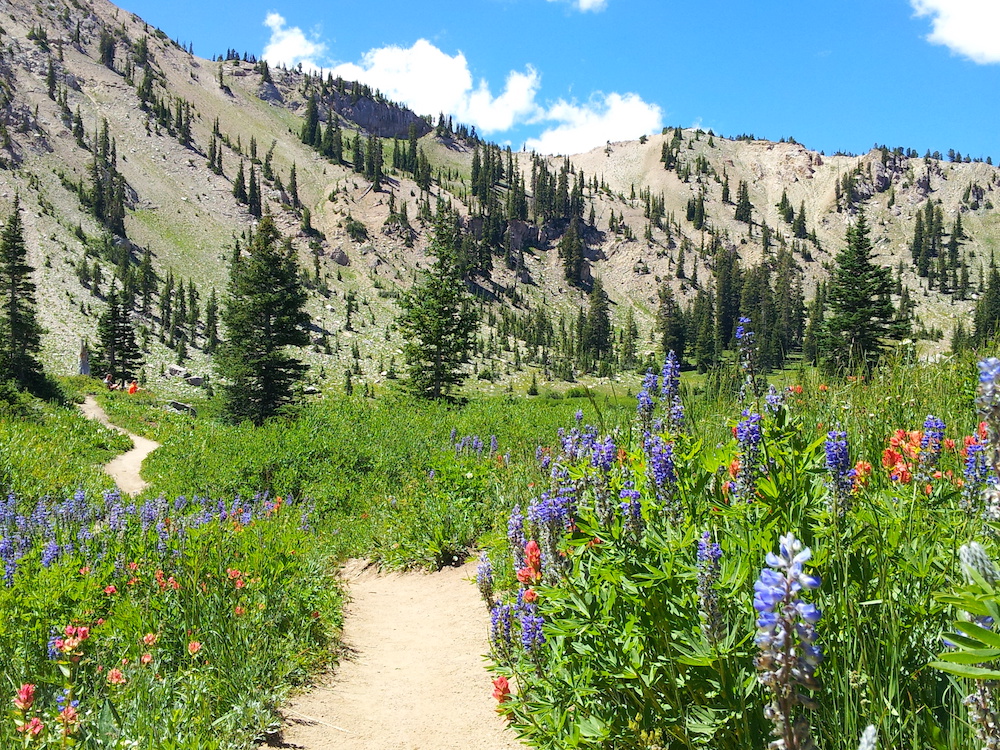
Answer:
[269, 559, 524, 750]
[78, 395, 160, 496]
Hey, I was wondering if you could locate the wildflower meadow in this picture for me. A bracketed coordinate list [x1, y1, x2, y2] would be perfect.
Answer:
[480, 328, 1000, 750]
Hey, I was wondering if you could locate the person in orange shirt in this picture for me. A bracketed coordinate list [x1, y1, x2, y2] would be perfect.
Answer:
[127, 380, 138, 395]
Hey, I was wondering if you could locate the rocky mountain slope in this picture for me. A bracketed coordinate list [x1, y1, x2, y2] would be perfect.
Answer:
[0, 0, 994, 394]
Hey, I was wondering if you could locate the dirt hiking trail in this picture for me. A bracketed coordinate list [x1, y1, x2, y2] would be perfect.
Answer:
[79, 395, 160, 496]
[270, 559, 524, 750]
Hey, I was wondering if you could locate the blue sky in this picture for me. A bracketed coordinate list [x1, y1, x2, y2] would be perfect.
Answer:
[118, 0, 1000, 157]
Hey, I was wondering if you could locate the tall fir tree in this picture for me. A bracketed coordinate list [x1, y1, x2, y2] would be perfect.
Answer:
[821, 209, 900, 371]
[216, 214, 310, 425]
[94, 283, 142, 383]
[396, 208, 478, 399]
[582, 278, 612, 365]
[0, 198, 44, 387]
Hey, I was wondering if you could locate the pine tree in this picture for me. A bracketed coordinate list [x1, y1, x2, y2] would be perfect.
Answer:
[582, 278, 612, 365]
[233, 160, 247, 203]
[791, 201, 807, 239]
[288, 163, 299, 208]
[656, 283, 685, 363]
[0, 198, 43, 387]
[734, 180, 752, 223]
[94, 283, 142, 383]
[821, 209, 900, 371]
[216, 215, 310, 425]
[396, 208, 478, 399]
[247, 164, 261, 217]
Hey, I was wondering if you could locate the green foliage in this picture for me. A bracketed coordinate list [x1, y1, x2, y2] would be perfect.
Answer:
[0, 198, 44, 389]
[0, 488, 338, 748]
[822, 209, 901, 372]
[485, 354, 982, 749]
[216, 216, 310, 425]
[397, 208, 478, 400]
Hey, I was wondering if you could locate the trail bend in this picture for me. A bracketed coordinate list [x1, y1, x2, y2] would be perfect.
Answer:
[79, 395, 160, 496]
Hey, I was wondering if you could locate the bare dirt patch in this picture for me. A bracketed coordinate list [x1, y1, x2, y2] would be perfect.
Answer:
[78, 395, 160, 496]
[268, 559, 523, 750]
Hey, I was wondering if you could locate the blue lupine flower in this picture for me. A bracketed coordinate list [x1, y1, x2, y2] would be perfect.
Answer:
[825, 430, 855, 513]
[636, 370, 658, 428]
[733, 411, 762, 503]
[644, 434, 680, 521]
[754, 532, 822, 750]
[765, 384, 784, 415]
[508, 505, 526, 570]
[660, 351, 685, 432]
[697, 531, 724, 645]
[619, 483, 644, 536]
[519, 604, 546, 653]
[920, 415, 946, 474]
[490, 602, 515, 658]
[476, 552, 494, 608]
[41, 540, 60, 568]
[590, 435, 616, 474]
[490, 434, 498, 454]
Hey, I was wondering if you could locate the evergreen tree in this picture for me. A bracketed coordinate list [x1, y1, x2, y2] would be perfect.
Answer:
[557, 218, 585, 285]
[247, 164, 261, 217]
[0, 198, 43, 387]
[396, 208, 479, 399]
[582, 278, 612, 365]
[94, 284, 142, 383]
[216, 215, 310, 425]
[791, 201, 807, 239]
[288, 163, 299, 209]
[734, 180, 752, 223]
[821, 209, 900, 371]
[656, 283, 685, 363]
[232, 160, 247, 203]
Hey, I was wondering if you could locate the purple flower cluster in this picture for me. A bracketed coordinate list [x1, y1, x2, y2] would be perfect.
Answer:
[0, 490, 308, 586]
[637, 370, 658, 429]
[765, 384, 785, 415]
[619, 483, 644, 537]
[920, 415, 946, 473]
[644, 434, 679, 521]
[528, 484, 576, 580]
[519, 602, 546, 653]
[697, 532, 724, 645]
[733, 411, 762, 503]
[754, 532, 823, 750]
[508, 505, 526, 570]
[962, 437, 992, 514]
[476, 552, 494, 608]
[824, 430, 855, 513]
[661, 351, 685, 433]
[453, 434, 497, 456]
[489, 602, 515, 660]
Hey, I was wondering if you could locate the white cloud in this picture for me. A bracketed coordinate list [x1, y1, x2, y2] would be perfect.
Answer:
[260, 21, 661, 154]
[330, 40, 541, 133]
[262, 13, 328, 71]
[911, 0, 1000, 63]
[526, 93, 663, 155]
[548, 0, 608, 11]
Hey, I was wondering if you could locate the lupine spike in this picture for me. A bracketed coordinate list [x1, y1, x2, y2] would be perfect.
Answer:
[755, 531, 822, 750]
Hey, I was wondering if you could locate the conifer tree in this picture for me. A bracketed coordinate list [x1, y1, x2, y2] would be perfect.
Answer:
[233, 160, 247, 203]
[216, 215, 310, 425]
[821, 209, 900, 371]
[396, 208, 478, 399]
[288, 163, 299, 208]
[94, 283, 142, 383]
[656, 283, 685, 363]
[792, 201, 807, 239]
[0, 198, 43, 387]
[582, 278, 612, 365]
[734, 180, 753, 223]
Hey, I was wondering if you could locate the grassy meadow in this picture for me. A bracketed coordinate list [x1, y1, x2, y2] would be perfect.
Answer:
[0, 351, 995, 748]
